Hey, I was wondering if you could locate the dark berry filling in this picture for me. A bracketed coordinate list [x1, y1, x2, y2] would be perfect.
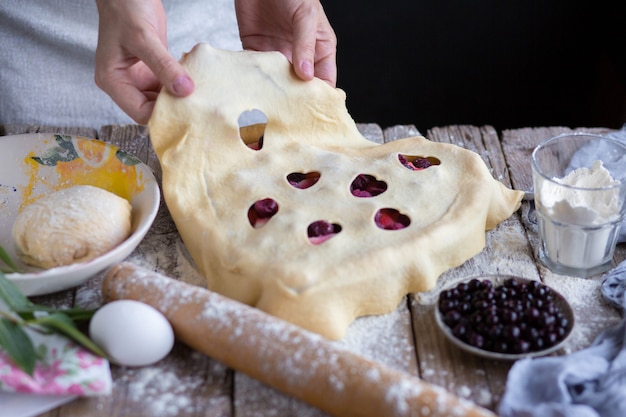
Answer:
[398, 154, 440, 171]
[248, 198, 279, 228]
[287, 172, 321, 189]
[307, 220, 342, 244]
[374, 208, 410, 230]
[350, 174, 388, 197]
[438, 278, 570, 355]
[246, 135, 264, 150]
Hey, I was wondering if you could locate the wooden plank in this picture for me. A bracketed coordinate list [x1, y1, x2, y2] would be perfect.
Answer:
[55, 344, 233, 417]
[382, 124, 420, 141]
[501, 126, 624, 353]
[357, 122, 385, 144]
[499, 126, 612, 194]
[233, 124, 420, 417]
[5, 123, 624, 417]
[9, 124, 234, 417]
[0, 123, 98, 138]
[410, 125, 540, 411]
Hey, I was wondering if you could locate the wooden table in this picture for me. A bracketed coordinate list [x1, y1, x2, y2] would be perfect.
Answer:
[1, 123, 624, 417]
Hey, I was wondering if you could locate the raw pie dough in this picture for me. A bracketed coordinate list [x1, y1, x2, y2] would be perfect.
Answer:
[149, 43, 524, 340]
[13, 185, 132, 269]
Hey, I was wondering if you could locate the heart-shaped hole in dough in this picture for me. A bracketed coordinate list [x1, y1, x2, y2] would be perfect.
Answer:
[375, 208, 411, 230]
[287, 171, 321, 189]
[398, 154, 441, 171]
[350, 174, 388, 197]
[248, 198, 279, 228]
[307, 220, 342, 245]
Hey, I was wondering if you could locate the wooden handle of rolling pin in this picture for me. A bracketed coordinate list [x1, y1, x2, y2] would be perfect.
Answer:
[103, 262, 497, 417]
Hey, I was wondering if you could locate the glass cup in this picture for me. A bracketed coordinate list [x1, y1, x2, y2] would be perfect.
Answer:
[532, 133, 626, 277]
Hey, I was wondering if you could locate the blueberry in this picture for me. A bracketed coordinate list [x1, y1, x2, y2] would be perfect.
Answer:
[444, 310, 462, 326]
[513, 340, 531, 354]
[452, 322, 468, 339]
[503, 325, 521, 340]
[438, 277, 569, 354]
[439, 298, 457, 313]
[468, 332, 485, 349]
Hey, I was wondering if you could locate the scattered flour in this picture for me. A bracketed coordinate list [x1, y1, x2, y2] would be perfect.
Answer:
[539, 160, 622, 269]
[123, 365, 207, 416]
[457, 385, 472, 398]
[106, 267, 497, 417]
[476, 388, 493, 407]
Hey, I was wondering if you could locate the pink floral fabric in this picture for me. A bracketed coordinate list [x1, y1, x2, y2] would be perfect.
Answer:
[0, 328, 111, 396]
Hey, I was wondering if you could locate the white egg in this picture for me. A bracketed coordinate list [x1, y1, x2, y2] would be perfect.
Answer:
[89, 300, 175, 367]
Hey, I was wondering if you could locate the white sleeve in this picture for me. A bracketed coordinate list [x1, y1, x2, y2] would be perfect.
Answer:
[0, 0, 240, 129]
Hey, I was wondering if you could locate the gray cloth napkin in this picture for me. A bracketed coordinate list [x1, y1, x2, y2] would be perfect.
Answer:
[568, 126, 626, 243]
[498, 260, 626, 417]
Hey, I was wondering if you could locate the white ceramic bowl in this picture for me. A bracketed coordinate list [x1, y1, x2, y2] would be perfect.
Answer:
[435, 275, 575, 361]
[0, 133, 160, 296]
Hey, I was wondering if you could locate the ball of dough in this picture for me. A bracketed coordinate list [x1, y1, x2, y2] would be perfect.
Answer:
[12, 185, 132, 269]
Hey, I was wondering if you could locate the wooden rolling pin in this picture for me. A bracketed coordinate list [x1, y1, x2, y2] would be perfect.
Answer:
[103, 262, 497, 417]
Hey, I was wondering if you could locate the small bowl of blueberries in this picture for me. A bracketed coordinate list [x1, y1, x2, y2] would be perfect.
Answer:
[435, 275, 574, 360]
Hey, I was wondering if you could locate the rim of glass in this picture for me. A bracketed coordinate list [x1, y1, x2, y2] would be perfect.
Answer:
[531, 132, 626, 192]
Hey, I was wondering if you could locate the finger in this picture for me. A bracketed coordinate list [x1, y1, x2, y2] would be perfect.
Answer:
[113, 85, 156, 125]
[313, 11, 338, 86]
[98, 71, 159, 124]
[313, 51, 337, 87]
[135, 34, 195, 97]
[291, 6, 318, 81]
[291, 6, 337, 87]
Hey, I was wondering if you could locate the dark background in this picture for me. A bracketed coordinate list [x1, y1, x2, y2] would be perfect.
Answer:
[322, 1, 626, 132]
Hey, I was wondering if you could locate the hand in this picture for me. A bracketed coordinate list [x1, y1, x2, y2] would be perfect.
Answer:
[94, 0, 194, 124]
[235, 0, 337, 87]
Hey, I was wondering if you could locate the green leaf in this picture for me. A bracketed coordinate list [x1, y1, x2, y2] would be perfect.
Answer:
[31, 135, 79, 166]
[0, 246, 21, 273]
[0, 268, 107, 371]
[54, 134, 74, 149]
[116, 149, 141, 166]
[14, 306, 96, 322]
[63, 309, 98, 323]
[33, 313, 108, 358]
[0, 317, 36, 375]
[45, 308, 96, 322]
[0, 271, 34, 311]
